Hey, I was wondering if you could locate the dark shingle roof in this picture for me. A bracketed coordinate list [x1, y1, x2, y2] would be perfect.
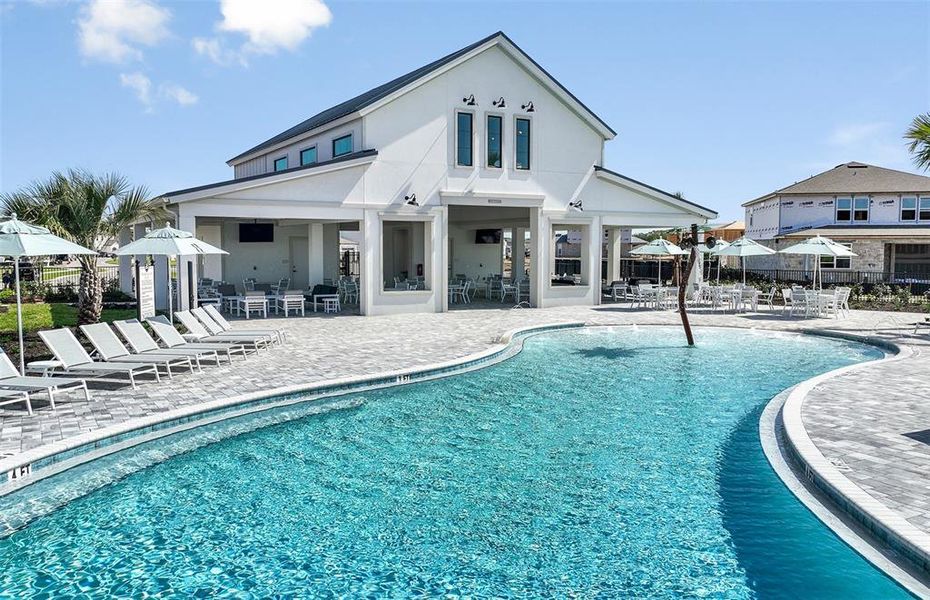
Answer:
[164, 149, 377, 199]
[745, 162, 930, 205]
[228, 31, 615, 164]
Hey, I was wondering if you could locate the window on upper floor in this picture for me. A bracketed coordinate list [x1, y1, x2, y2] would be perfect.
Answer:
[515, 118, 531, 170]
[901, 196, 917, 221]
[836, 197, 851, 222]
[853, 196, 869, 221]
[820, 242, 852, 269]
[455, 112, 473, 167]
[273, 156, 288, 172]
[333, 134, 353, 157]
[921, 197, 930, 221]
[300, 146, 317, 166]
[486, 115, 502, 168]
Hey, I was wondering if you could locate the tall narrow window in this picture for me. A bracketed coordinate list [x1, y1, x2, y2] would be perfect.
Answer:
[333, 134, 353, 157]
[456, 112, 473, 167]
[902, 196, 917, 221]
[515, 118, 531, 170]
[300, 146, 317, 166]
[273, 156, 288, 172]
[835, 197, 851, 222]
[853, 196, 869, 222]
[920, 196, 930, 221]
[486, 115, 502, 168]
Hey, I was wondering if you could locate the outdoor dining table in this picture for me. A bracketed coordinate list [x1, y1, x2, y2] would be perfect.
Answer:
[312, 293, 340, 312]
[222, 294, 270, 317]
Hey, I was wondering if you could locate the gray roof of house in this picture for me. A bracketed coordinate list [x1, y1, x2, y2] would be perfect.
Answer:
[228, 31, 615, 164]
[745, 162, 930, 205]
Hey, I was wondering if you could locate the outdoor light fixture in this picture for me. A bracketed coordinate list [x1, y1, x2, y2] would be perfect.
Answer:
[568, 199, 583, 211]
[404, 193, 419, 206]
[521, 101, 534, 112]
[492, 96, 506, 108]
[462, 94, 477, 106]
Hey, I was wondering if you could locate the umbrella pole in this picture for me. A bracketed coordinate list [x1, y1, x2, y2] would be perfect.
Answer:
[742, 257, 746, 285]
[14, 258, 24, 375]
[168, 258, 174, 324]
[716, 258, 720, 284]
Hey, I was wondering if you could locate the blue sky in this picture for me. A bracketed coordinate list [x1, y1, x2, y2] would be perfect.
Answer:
[1, 1, 928, 221]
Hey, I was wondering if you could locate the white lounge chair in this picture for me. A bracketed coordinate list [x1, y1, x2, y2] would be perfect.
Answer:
[203, 304, 286, 344]
[37, 328, 160, 389]
[79, 323, 196, 379]
[146, 316, 250, 360]
[0, 350, 89, 413]
[113, 319, 224, 368]
[175, 310, 270, 351]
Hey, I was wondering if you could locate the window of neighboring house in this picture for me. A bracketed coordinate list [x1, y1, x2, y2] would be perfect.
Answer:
[455, 112, 473, 167]
[515, 117, 531, 170]
[486, 115, 502, 168]
[333, 134, 353, 157]
[920, 196, 930, 221]
[853, 196, 869, 221]
[300, 146, 317, 166]
[835, 197, 852, 222]
[273, 156, 288, 172]
[902, 196, 917, 221]
[820, 242, 853, 269]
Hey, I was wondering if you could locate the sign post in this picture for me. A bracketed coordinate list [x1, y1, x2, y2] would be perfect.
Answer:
[135, 260, 156, 320]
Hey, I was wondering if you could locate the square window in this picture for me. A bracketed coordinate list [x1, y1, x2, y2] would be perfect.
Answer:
[920, 197, 930, 221]
[273, 156, 288, 172]
[300, 147, 317, 166]
[853, 197, 869, 221]
[333, 134, 353, 157]
[902, 196, 917, 221]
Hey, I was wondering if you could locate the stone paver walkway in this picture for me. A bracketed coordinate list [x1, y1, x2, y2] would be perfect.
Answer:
[1, 304, 929, 549]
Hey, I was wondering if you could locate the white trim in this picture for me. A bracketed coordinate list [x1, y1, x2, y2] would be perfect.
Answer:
[228, 113, 361, 166]
[513, 114, 532, 172]
[593, 168, 717, 220]
[484, 112, 505, 170]
[453, 109, 475, 168]
[167, 154, 378, 204]
[439, 190, 544, 207]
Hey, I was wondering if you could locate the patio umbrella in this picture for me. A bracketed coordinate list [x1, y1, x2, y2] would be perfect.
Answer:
[714, 236, 775, 285]
[778, 235, 856, 290]
[115, 223, 227, 322]
[630, 238, 687, 284]
[697, 240, 730, 283]
[0, 214, 97, 374]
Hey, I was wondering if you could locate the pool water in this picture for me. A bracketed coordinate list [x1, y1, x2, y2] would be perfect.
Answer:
[0, 327, 908, 598]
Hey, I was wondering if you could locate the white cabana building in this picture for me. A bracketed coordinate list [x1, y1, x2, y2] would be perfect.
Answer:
[122, 32, 716, 316]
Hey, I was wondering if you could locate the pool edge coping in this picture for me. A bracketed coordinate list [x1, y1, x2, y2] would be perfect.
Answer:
[768, 330, 930, 594]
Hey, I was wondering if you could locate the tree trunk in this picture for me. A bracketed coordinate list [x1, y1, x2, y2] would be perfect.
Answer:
[678, 224, 699, 346]
[77, 255, 103, 325]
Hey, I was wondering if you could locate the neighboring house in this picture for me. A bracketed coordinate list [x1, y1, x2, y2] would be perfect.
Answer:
[744, 162, 930, 276]
[128, 31, 716, 315]
[706, 220, 744, 243]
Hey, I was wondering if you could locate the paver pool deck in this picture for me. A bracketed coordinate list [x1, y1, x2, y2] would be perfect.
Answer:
[1, 305, 928, 570]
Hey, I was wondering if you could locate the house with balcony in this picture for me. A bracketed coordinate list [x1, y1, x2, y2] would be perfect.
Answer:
[744, 162, 930, 278]
[125, 31, 716, 315]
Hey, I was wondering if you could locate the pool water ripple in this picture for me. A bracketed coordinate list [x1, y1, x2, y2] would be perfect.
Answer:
[0, 327, 908, 598]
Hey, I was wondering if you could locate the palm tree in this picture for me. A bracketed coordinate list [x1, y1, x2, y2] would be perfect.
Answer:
[0, 170, 171, 324]
[904, 113, 930, 171]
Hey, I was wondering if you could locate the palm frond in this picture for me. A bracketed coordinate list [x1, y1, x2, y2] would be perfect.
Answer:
[904, 113, 930, 171]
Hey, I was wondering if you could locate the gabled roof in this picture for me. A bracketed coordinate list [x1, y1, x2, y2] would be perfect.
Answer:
[744, 162, 930, 206]
[162, 149, 377, 202]
[228, 31, 616, 165]
[593, 166, 718, 218]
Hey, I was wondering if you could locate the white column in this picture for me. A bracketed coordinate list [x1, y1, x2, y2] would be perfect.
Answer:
[118, 227, 133, 294]
[585, 217, 601, 305]
[177, 213, 197, 311]
[308, 222, 325, 286]
[529, 208, 546, 308]
[359, 212, 377, 315]
[513, 227, 527, 280]
[436, 208, 448, 312]
[606, 227, 621, 283]
[322, 223, 340, 280]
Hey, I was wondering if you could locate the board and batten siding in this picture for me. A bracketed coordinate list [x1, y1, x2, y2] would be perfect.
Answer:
[234, 156, 265, 179]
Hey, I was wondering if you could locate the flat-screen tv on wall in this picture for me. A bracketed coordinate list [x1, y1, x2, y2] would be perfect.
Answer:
[239, 223, 274, 243]
[475, 229, 502, 244]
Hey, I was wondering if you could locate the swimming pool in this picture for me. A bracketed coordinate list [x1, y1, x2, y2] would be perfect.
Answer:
[0, 327, 909, 597]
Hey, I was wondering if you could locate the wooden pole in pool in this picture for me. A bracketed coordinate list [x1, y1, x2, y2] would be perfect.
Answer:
[678, 223, 698, 346]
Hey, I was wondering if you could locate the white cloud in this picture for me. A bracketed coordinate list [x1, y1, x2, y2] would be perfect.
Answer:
[194, 0, 332, 66]
[160, 83, 198, 106]
[120, 71, 153, 108]
[120, 72, 198, 110]
[78, 0, 171, 64]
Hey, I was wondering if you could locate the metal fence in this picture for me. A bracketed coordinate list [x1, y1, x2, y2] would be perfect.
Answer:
[0, 264, 121, 294]
[725, 267, 930, 295]
[341, 249, 360, 278]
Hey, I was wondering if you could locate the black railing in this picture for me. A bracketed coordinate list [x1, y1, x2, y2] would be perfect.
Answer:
[341, 249, 360, 278]
[721, 267, 930, 295]
[0, 264, 121, 293]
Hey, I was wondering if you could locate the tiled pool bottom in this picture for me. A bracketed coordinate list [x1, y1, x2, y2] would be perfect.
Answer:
[0, 327, 908, 597]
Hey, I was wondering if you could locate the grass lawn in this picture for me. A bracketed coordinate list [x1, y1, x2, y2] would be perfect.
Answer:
[0, 303, 137, 333]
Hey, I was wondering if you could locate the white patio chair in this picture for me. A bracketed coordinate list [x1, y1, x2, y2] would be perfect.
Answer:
[780, 288, 793, 313]
[0, 349, 88, 413]
[38, 328, 160, 389]
[517, 279, 530, 303]
[835, 287, 852, 317]
[500, 279, 517, 302]
[239, 290, 268, 319]
[276, 290, 306, 317]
